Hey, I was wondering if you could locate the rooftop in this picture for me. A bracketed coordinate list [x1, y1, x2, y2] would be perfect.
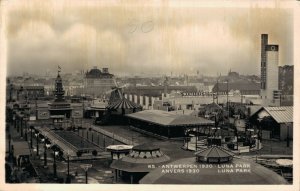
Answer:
[85, 68, 114, 79]
[251, 106, 293, 123]
[213, 82, 260, 92]
[126, 110, 214, 126]
[139, 157, 288, 184]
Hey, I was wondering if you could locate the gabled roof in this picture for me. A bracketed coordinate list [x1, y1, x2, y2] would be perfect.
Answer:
[250, 106, 293, 123]
[126, 110, 214, 126]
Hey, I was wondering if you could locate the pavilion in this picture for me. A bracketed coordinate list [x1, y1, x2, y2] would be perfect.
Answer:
[110, 143, 170, 184]
[126, 110, 214, 138]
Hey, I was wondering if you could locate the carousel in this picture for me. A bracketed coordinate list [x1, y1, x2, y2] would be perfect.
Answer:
[96, 88, 142, 125]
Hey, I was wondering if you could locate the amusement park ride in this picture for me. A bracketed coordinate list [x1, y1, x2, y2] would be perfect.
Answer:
[184, 112, 261, 154]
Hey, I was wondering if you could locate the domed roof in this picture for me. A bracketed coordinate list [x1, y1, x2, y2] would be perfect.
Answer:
[86, 68, 102, 78]
[85, 67, 114, 78]
[110, 143, 170, 172]
[139, 157, 288, 184]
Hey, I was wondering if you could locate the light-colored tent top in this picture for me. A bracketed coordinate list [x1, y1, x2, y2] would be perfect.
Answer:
[126, 110, 214, 127]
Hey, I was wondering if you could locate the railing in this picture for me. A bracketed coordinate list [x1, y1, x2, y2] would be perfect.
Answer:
[90, 125, 137, 146]
[37, 127, 78, 156]
[129, 125, 168, 140]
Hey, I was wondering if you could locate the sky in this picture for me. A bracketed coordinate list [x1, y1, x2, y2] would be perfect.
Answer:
[4, 0, 294, 76]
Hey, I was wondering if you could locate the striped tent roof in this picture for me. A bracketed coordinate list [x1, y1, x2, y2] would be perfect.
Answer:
[107, 98, 142, 110]
[195, 146, 235, 158]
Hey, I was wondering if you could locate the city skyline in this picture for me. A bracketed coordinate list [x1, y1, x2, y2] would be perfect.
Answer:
[5, 1, 293, 76]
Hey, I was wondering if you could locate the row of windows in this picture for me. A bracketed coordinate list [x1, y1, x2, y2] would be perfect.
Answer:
[129, 150, 163, 159]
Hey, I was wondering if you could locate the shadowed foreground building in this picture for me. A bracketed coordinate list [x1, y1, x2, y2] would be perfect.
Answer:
[140, 146, 287, 184]
[110, 143, 170, 184]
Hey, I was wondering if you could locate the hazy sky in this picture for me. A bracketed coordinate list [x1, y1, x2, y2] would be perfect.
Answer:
[5, 1, 294, 76]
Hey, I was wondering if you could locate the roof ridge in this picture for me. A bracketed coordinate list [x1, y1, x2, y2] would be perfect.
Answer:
[214, 146, 221, 158]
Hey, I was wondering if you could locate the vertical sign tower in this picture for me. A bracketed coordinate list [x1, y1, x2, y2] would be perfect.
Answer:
[260, 34, 280, 106]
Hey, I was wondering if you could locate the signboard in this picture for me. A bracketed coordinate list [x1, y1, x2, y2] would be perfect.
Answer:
[181, 92, 213, 97]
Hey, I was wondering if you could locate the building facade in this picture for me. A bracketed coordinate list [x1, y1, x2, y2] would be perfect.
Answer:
[84, 67, 116, 97]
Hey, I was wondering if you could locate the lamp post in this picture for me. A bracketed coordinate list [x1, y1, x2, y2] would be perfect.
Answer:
[65, 150, 72, 183]
[66, 150, 70, 177]
[20, 116, 23, 138]
[247, 128, 254, 150]
[16, 115, 19, 133]
[52, 141, 59, 179]
[34, 130, 40, 157]
[42, 134, 51, 168]
[257, 118, 263, 150]
[286, 123, 290, 147]
[53, 149, 58, 179]
[80, 164, 92, 184]
[13, 113, 16, 129]
[103, 135, 106, 148]
[24, 116, 28, 141]
[30, 126, 34, 149]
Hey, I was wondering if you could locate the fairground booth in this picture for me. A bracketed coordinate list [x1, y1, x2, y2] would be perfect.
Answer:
[249, 106, 293, 141]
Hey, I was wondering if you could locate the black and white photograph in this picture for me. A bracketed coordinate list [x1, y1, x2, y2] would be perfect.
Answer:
[0, 0, 299, 190]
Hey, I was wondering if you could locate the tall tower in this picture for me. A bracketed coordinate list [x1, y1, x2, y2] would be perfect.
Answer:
[260, 34, 280, 106]
[53, 70, 65, 102]
[260, 34, 268, 90]
[48, 67, 72, 119]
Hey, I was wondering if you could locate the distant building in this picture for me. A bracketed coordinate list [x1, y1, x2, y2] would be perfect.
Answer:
[228, 70, 239, 78]
[84, 67, 116, 97]
[124, 85, 198, 97]
[279, 65, 293, 95]
[260, 34, 281, 106]
[212, 82, 260, 96]
[6, 84, 44, 102]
